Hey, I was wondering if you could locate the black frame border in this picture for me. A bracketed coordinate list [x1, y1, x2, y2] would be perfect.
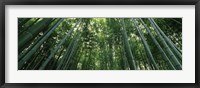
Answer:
[0, 0, 200, 88]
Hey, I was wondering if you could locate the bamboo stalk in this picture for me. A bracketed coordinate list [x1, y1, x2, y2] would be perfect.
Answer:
[132, 18, 159, 70]
[139, 18, 176, 70]
[148, 18, 182, 70]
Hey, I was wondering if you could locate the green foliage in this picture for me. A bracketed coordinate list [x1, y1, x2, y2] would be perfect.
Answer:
[18, 18, 182, 70]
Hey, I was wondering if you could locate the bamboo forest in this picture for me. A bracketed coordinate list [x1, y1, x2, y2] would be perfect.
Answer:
[18, 18, 182, 70]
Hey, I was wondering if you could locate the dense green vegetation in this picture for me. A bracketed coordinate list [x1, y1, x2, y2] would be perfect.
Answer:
[18, 18, 182, 70]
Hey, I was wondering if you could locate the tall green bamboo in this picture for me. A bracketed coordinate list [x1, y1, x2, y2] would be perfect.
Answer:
[19, 18, 31, 28]
[148, 18, 182, 70]
[56, 21, 82, 69]
[120, 19, 136, 70]
[56, 33, 79, 70]
[19, 18, 40, 35]
[18, 18, 182, 70]
[18, 18, 64, 69]
[132, 18, 159, 70]
[39, 19, 82, 70]
[19, 18, 53, 50]
[18, 20, 54, 60]
[63, 32, 81, 69]
[150, 18, 182, 58]
[139, 18, 176, 70]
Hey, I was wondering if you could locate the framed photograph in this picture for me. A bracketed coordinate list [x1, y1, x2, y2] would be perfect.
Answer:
[0, 0, 199, 88]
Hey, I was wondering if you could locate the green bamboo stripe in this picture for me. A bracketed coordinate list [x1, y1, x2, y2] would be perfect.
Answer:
[19, 18, 31, 28]
[19, 18, 53, 50]
[18, 18, 64, 69]
[151, 18, 182, 59]
[132, 18, 159, 70]
[18, 18, 182, 70]
[19, 18, 40, 35]
[63, 33, 81, 69]
[120, 18, 137, 70]
[148, 18, 182, 70]
[39, 19, 82, 70]
[18, 21, 53, 60]
[139, 18, 176, 70]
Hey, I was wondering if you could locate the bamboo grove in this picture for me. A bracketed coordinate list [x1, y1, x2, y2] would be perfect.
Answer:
[18, 18, 182, 70]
